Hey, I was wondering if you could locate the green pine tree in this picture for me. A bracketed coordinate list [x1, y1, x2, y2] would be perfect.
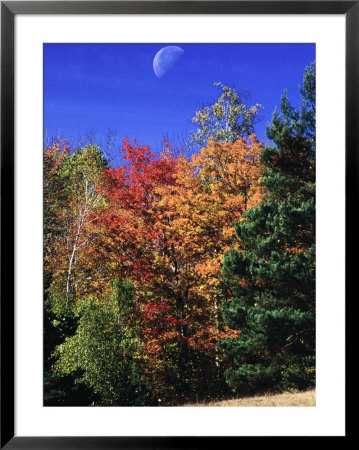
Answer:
[219, 63, 316, 394]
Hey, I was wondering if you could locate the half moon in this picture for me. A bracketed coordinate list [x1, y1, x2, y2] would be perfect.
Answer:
[153, 46, 184, 78]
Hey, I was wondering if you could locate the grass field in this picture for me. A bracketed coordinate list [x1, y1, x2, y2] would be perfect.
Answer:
[186, 389, 316, 407]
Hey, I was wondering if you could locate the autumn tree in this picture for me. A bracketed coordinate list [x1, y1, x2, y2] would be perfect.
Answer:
[44, 143, 111, 403]
[220, 63, 316, 394]
[46, 144, 108, 311]
[73, 135, 259, 403]
[148, 136, 264, 400]
[43, 141, 71, 285]
[190, 82, 262, 148]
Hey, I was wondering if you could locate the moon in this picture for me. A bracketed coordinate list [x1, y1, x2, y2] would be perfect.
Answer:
[153, 46, 184, 78]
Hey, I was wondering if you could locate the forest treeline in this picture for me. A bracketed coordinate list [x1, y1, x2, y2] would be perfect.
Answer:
[44, 63, 315, 406]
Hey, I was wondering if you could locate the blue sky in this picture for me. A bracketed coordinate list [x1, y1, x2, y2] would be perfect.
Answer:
[44, 43, 315, 162]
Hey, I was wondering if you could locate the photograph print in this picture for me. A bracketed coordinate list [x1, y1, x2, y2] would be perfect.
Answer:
[44, 43, 316, 407]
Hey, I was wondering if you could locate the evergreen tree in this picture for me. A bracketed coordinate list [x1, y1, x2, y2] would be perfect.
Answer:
[219, 63, 316, 394]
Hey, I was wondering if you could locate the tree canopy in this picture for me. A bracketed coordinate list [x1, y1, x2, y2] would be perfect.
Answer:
[44, 63, 316, 406]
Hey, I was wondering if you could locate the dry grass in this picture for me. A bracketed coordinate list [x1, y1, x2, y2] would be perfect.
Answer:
[186, 389, 316, 407]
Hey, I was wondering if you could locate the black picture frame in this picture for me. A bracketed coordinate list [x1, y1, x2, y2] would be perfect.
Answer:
[1, 1, 351, 447]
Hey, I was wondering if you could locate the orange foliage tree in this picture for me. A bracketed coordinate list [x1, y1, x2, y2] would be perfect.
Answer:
[45, 133, 263, 404]
[84, 136, 264, 402]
